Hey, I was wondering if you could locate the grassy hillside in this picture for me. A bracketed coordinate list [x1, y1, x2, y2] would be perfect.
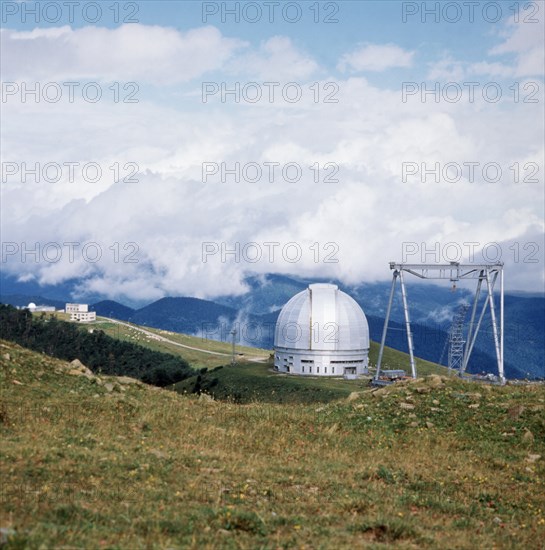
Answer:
[1, 340, 544, 548]
[33, 312, 270, 370]
[32, 311, 451, 403]
[34, 312, 448, 374]
[90, 316, 450, 403]
[173, 341, 450, 404]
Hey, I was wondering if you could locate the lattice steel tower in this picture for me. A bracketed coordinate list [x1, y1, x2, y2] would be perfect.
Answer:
[448, 303, 469, 373]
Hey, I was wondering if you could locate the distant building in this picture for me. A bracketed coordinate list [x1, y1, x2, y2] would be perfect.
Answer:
[274, 283, 369, 379]
[26, 302, 56, 312]
[66, 303, 96, 322]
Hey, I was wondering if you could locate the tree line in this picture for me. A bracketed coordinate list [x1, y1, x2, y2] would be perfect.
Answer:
[0, 304, 193, 387]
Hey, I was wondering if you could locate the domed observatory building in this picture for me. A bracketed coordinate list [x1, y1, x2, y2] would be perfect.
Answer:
[274, 283, 369, 378]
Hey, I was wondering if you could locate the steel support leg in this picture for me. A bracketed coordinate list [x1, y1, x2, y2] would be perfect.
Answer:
[500, 267, 504, 384]
[461, 274, 483, 374]
[376, 272, 397, 380]
[464, 289, 492, 375]
[399, 270, 417, 378]
[486, 270, 503, 384]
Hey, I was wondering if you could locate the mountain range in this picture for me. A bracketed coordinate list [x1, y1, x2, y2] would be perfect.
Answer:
[1, 272, 543, 379]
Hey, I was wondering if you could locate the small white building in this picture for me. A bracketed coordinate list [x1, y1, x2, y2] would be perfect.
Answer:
[274, 283, 370, 378]
[26, 303, 56, 312]
[66, 303, 96, 322]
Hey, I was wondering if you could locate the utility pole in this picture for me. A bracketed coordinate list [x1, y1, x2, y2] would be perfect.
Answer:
[230, 328, 237, 366]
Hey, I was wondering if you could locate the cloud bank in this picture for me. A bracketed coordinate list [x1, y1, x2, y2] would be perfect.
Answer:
[1, 17, 543, 301]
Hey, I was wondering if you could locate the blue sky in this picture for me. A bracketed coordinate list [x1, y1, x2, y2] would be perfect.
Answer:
[4, 1, 519, 76]
[1, 1, 544, 300]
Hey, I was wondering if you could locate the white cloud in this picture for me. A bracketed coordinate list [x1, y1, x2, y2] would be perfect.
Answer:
[426, 55, 466, 81]
[490, 16, 545, 77]
[226, 35, 320, 81]
[1, 25, 319, 85]
[1, 22, 543, 300]
[2, 71, 543, 298]
[427, 15, 544, 80]
[467, 61, 514, 79]
[427, 56, 518, 81]
[1, 24, 246, 83]
[338, 43, 414, 73]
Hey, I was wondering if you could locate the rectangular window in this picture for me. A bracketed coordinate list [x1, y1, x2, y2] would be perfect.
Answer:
[325, 367, 327, 373]
[332, 367, 335, 374]
[302, 366, 305, 373]
[317, 367, 319, 373]
[309, 367, 312, 373]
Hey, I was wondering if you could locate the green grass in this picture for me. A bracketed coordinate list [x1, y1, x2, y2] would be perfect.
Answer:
[368, 341, 447, 377]
[173, 341, 451, 404]
[37, 311, 445, 373]
[32, 311, 271, 369]
[79, 315, 270, 370]
[1, 339, 544, 548]
[173, 362, 370, 403]
[34, 311, 449, 404]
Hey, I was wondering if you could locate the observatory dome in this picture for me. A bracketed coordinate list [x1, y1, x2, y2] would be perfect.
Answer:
[27, 303, 37, 310]
[274, 284, 369, 378]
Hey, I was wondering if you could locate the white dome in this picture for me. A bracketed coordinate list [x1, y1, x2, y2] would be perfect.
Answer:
[27, 302, 37, 309]
[274, 283, 369, 351]
[274, 284, 369, 377]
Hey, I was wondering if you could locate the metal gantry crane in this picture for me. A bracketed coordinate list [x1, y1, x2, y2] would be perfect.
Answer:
[375, 262, 505, 384]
